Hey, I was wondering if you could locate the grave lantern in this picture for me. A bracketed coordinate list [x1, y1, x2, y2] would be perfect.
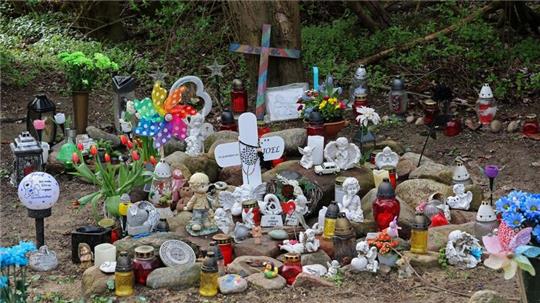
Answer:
[351, 65, 368, 119]
[220, 108, 237, 131]
[388, 76, 408, 117]
[280, 253, 302, 285]
[323, 201, 339, 240]
[212, 233, 234, 266]
[27, 94, 56, 145]
[422, 99, 439, 125]
[231, 79, 248, 114]
[112, 75, 136, 133]
[452, 158, 472, 185]
[10, 132, 43, 185]
[306, 111, 325, 137]
[476, 83, 496, 126]
[410, 213, 429, 254]
[373, 178, 400, 231]
[444, 112, 462, 137]
[522, 114, 539, 136]
[199, 251, 219, 297]
[474, 200, 499, 239]
[333, 213, 357, 265]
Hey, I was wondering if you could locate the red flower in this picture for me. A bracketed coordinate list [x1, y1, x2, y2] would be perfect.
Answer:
[120, 135, 128, 146]
[323, 96, 329, 101]
[77, 143, 84, 151]
[150, 155, 157, 166]
[313, 92, 319, 97]
[90, 145, 98, 156]
[131, 150, 140, 161]
[126, 140, 134, 149]
[104, 153, 111, 162]
[72, 152, 79, 164]
[339, 101, 346, 109]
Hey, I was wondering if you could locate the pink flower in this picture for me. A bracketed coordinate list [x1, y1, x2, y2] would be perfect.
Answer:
[339, 101, 346, 109]
[33, 119, 46, 130]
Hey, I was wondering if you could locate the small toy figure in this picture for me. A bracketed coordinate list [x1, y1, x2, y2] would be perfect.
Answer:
[447, 184, 473, 210]
[323, 137, 361, 170]
[445, 230, 482, 269]
[350, 241, 378, 273]
[299, 228, 320, 253]
[325, 260, 341, 278]
[173, 187, 193, 212]
[338, 177, 364, 223]
[396, 256, 414, 279]
[263, 261, 279, 279]
[298, 146, 315, 169]
[78, 243, 93, 270]
[251, 225, 262, 245]
[387, 216, 401, 238]
[185, 173, 218, 236]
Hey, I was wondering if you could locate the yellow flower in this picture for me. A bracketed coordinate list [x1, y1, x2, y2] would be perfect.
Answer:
[329, 98, 337, 105]
[319, 101, 327, 109]
[335, 104, 340, 109]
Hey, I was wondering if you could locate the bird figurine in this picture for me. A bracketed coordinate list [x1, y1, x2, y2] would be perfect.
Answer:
[263, 261, 279, 279]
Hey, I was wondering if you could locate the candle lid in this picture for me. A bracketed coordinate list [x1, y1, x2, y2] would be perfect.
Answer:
[284, 253, 301, 262]
[134, 245, 155, 260]
[325, 201, 339, 219]
[115, 251, 132, 272]
[242, 199, 258, 209]
[212, 233, 232, 244]
[334, 213, 354, 237]
[232, 79, 244, 90]
[221, 109, 235, 124]
[377, 178, 395, 198]
[201, 252, 218, 272]
[391, 76, 405, 91]
[335, 176, 347, 186]
[412, 213, 429, 230]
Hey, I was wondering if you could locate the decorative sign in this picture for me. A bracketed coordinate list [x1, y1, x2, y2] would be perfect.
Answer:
[261, 215, 283, 228]
[18, 172, 59, 210]
[265, 83, 308, 122]
[260, 193, 283, 228]
[214, 113, 284, 186]
[229, 24, 301, 120]
[307, 135, 324, 165]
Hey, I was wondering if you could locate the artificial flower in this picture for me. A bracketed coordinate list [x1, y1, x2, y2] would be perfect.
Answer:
[0, 275, 7, 289]
[89, 145, 98, 156]
[149, 155, 157, 166]
[120, 135, 129, 146]
[484, 165, 499, 179]
[502, 210, 525, 229]
[54, 113, 66, 125]
[495, 196, 514, 213]
[72, 152, 79, 164]
[355, 106, 381, 127]
[104, 153, 111, 163]
[131, 150, 140, 161]
[319, 101, 327, 109]
[33, 119, 46, 131]
[77, 143, 84, 151]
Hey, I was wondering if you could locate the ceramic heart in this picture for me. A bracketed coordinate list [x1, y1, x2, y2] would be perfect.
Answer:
[169, 76, 212, 117]
[281, 201, 296, 215]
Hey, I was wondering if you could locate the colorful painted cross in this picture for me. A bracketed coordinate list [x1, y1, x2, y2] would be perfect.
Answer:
[229, 24, 301, 120]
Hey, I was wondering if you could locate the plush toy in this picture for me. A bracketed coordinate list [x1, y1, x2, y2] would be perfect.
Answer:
[173, 187, 193, 211]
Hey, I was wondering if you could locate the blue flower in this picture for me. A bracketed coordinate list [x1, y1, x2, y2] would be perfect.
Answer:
[523, 198, 540, 220]
[533, 225, 540, 244]
[0, 276, 7, 289]
[503, 210, 525, 229]
[470, 246, 482, 260]
[495, 196, 515, 213]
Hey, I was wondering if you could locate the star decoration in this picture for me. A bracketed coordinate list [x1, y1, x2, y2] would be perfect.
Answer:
[149, 70, 169, 85]
[207, 59, 225, 78]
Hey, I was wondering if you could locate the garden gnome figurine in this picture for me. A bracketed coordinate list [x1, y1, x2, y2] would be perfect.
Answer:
[185, 172, 218, 236]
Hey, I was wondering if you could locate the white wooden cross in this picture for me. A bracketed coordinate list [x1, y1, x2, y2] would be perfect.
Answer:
[214, 113, 284, 186]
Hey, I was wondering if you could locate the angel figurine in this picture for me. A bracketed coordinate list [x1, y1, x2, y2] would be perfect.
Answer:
[338, 177, 364, 223]
[374, 146, 399, 169]
[280, 239, 305, 254]
[78, 243, 93, 270]
[214, 207, 234, 235]
[242, 207, 255, 229]
[298, 145, 315, 169]
[350, 241, 378, 273]
[219, 183, 267, 216]
[325, 260, 341, 278]
[324, 137, 361, 170]
[299, 228, 320, 252]
[445, 230, 482, 268]
[447, 184, 473, 210]
[185, 135, 202, 156]
[185, 113, 214, 155]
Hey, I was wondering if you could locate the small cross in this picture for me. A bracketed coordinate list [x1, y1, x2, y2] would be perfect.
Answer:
[229, 24, 301, 121]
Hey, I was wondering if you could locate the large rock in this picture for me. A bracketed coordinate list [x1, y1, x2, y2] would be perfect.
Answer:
[246, 272, 286, 290]
[400, 152, 434, 167]
[82, 266, 113, 296]
[450, 210, 476, 225]
[164, 151, 219, 182]
[395, 179, 452, 209]
[301, 250, 331, 267]
[375, 140, 405, 155]
[146, 263, 200, 289]
[428, 222, 475, 252]
[167, 211, 192, 236]
[218, 165, 243, 186]
[396, 159, 415, 180]
[469, 290, 507, 303]
[262, 128, 307, 156]
[293, 273, 335, 288]
[204, 131, 238, 152]
[218, 274, 248, 294]
[164, 138, 186, 156]
[409, 163, 453, 185]
[86, 126, 121, 146]
[401, 251, 439, 268]
[227, 256, 283, 277]
[351, 220, 378, 237]
[233, 236, 280, 258]
[114, 232, 199, 258]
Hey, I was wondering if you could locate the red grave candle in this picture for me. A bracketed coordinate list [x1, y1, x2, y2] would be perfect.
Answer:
[213, 234, 234, 266]
[444, 115, 462, 137]
[133, 245, 161, 285]
[231, 79, 248, 114]
[279, 253, 302, 285]
[522, 114, 539, 136]
[242, 200, 261, 226]
[372, 178, 400, 231]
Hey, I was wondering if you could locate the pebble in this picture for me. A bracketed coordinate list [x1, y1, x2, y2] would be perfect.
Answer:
[415, 117, 424, 125]
[246, 272, 286, 290]
[268, 229, 289, 240]
[406, 115, 415, 123]
[292, 273, 335, 288]
[507, 120, 520, 132]
[490, 120, 502, 133]
[302, 264, 327, 277]
[218, 274, 248, 294]
[469, 290, 507, 303]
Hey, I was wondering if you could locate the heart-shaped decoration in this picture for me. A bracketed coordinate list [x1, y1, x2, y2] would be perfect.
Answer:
[281, 200, 296, 215]
[169, 76, 212, 117]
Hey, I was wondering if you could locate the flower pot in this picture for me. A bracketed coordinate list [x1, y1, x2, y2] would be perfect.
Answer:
[323, 120, 348, 141]
[72, 91, 89, 134]
[378, 252, 398, 267]
[518, 258, 540, 303]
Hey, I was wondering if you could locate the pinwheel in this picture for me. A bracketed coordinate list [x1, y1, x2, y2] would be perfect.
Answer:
[134, 82, 197, 149]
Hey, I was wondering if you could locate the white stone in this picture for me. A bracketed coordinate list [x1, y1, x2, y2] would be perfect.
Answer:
[302, 264, 327, 277]
[218, 274, 248, 294]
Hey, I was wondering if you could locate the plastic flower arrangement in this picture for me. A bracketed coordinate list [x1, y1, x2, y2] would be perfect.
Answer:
[297, 76, 346, 122]
[0, 241, 37, 302]
[57, 51, 119, 92]
[356, 106, 381, 128]
[367, 230, 399, 255]
[483, 191, 540, 279]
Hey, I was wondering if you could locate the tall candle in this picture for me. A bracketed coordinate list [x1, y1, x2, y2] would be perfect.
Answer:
[373, 169, 390, 189]
[94, 243, 117, 267]
[313, 66, 319, 91]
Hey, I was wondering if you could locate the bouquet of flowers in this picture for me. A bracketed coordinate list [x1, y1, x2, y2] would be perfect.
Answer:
[0, 241, 36, 302]
[367, 229, 399, 255]
[297, 76, 346, 122]
[483, 191, 540, 279]
[57, 51, 118, 92]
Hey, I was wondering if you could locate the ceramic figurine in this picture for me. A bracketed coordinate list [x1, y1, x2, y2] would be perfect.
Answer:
[323, 137, 361, 170]
[445, 230, 482, 269]
[171, 169, 186, 206]
[325, 260, 341, 278]
[263, 261, 279, 279]
[293, 194, 310, 229]
[185, 172, 218, 236]
[174, 187, 193, 212]
[185, 113, 214, 156]
[374, 146, 399, 169]
[232, 222, 251, 242]
[280, 239, 305, 254]
[299, 228, 320, 253]
[126, 201, 160, 236]
[387, 216, 401, 238]
[447, 184, 473, 210]
[214, 207, 234, 235]
[219, 183, 267, 216]
[298, 145, 315, 169]
[185, 135, 202, 156]
[242, 207, 255, 229]
[251, 225, 262, 244]
[350, 241, 378, 273]
[338, 177, 364, 223]
[311, 206, 327, 234]
[260, 193, 283, 227]
[78, 243, 93, 269]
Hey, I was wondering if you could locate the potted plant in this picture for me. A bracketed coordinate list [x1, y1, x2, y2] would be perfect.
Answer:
[354, 106, 381, 153]
[367, 229, 399, 266]
[483, 191, 540, 302]
[57, 51, 118, 134]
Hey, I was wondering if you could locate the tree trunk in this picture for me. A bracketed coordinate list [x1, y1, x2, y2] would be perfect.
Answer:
[347, 1, 381, 32]
[84, 1, 127, 42]
[224, 1, 304, 89]
[499, 1, 540, 35]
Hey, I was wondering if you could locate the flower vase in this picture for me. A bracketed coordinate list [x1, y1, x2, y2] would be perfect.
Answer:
[378, 252, 398, 267]
[73, 91, 89, 134]
[323, 120, 347, 141]
[518, 258, 540, 303]
[353, 127, 376, 146]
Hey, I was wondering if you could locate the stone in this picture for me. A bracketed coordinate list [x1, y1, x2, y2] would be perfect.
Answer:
[204, 130, 238, 152]
[450, 209, 476, 225]
[302, 264, 327, 276]
[507, 120, 520, 133]
[46, 150, 65, 174]
[409, 163, 454, 185]
[228, 256, 283, 277]
[466, 184, 485, 211]
[82, 265, 114, 296]
[218, 274, 248, 294]
[293, 273, 335, 288]
[351, 220, 378, 237]
[396, 159, 415, 179]
[301, 250, 331, 267]
[469, 290, 507, 303]
[167, 211, 192, 235]
[375, 140, 406, 155]
[146, 263, 200, 289]
[268, 229, 289, 240]
[406, 115, 415, 123]
[164, 138, 186, 156]
[490, 120, 502, 133]
[114, 232, 198, 258]
[400, 152, 434, 167]
[428, 222, 475, 252]
[86, 126, 121, 146]
[395, 179, 452, 209]
[262, 128, 307, 156]
[415, 117, 424, 125]
[401, 251, 439, 268]
[164, 151, 219, 182]
[234, 236, 280, 258]
[218, 165, 243, 186]
[246, 272, 286, 290]
[129, 186, 148, 202]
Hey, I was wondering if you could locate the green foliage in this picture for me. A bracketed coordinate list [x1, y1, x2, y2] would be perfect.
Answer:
[57, 51, 118, 91]
[438, 247, 448, 269]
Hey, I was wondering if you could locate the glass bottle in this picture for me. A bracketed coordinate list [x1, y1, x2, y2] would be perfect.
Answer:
[444, 113, 462, 137]
[212, 233, 234, 266]
[334, 177, 346, 205]
[133, 245, 161, 285]
[522, 114, 539, 136]
[410, 213, 429, 254]
[56, 131, 79, 168]
[306, 111, 325, 137]
[231, 79, 248, 114]
[422, 99, 438, 125]
[115, 251, 134, 297]
[333, 213, 356, 265]
[279, 253, 302, 285]
[372, 178, 400, 231]
[242, 199, 261, 226]
[323, 201, 339, 240]
[209, 241, 225, 276]
[199, 252, 219, 297]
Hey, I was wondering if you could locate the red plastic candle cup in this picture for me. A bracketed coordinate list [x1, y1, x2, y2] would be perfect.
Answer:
[213, 234, 234, 266]
[133, 245, 161, 285]
[444, 116, 462, 137]
[280, 253, 302, 285]
[522, 114, 539, 136]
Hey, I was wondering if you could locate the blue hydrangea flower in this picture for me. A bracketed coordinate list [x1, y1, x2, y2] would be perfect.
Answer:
[0, 276, 7, 289]
[503, 210, 525, 229]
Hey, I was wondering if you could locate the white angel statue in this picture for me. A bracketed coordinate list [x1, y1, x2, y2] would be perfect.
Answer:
[324, 137, 361, 170]
[185, 113, 214, 155]
[447, 184, 473, 210]
[214, 207, 234, 235]
[374, 146, 399, 169]
[219, 183, 267, 216]
[338, 177, 364, 223]
[298, 146, 315, 169]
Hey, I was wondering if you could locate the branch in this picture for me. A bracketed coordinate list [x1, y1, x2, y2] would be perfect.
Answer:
[346, 1, 381, 32]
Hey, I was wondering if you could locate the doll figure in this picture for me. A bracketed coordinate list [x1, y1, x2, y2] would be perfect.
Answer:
[78, 243, 93, 270]
[185, 173, 218, 235]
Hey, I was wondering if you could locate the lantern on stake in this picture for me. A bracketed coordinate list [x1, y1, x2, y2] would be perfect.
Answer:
[10, 132, 43, 185]
[27, 94, 57, 146]
[112, 75, 136, 133]
[388, 76, 408, 118]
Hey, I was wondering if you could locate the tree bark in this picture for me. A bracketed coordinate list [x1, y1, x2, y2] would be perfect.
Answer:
[347, 1, 381, 32]
[224, 1, 304, 88]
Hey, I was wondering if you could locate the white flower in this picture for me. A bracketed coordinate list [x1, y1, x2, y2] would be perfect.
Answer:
[355, 106, 381, 127]
[126, 100, 136, 115]
[54, 113, 66, 124]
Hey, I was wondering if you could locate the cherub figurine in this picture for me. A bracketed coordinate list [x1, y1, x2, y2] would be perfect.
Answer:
[263, 261, 279, 279]
[78, 243, 93, 270]
[185, 173, 218, 235]
[185, 113, 214, 156]
[325, 260, 341, 278]
[323, 137, 361, 170]
[338, 177, 364, 223]
[214, 207, 234, 235]
[298, 146, 315, 169]
[219, 183, 267, 216]
[447, 184, 473, 210]
[351, 241, 378, 273]
[299, 228, 320, 252]
[251, 225, 262, 245]
[445, 230, 482, 269]
[374, 146, 399, 169]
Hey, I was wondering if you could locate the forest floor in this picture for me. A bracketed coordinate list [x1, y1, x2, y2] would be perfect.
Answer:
[1, 71, 539, 303]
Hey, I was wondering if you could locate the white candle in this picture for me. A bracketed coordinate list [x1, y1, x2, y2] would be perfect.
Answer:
[94, 243, 116, 267]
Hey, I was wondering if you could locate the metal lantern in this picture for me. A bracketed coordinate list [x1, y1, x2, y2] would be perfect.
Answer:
[10, 132, 43, 185]
[333, 213, 356, 265]
[112, 75, 136, 133]
[350, 65, 368, 104]
[27, 94, 56, 145]
[388, 76, 408, 116]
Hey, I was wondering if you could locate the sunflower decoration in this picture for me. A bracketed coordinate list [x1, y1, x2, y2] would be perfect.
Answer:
[134, 82, 197, 149]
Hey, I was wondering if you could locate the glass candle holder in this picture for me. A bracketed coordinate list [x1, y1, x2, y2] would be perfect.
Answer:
[422, 99, 438, 125]
[522, 114, 539, 136]
[231, 79, 248, 114]
[115, 251, 134, 297]
[323, 202, 339, 240]
[381, 166, 397, 189]
[444, 114, 462, 137]
[213, 234, 234, 266]
[94, 243, 116, 267]
[410, 214, 429, 254]
[373, 179, 400, 231]
[334, 176, 346, 205]
[242, 200, 261, 226]
[133, 245, 161, 285]
[199, 252, 219, 297]
[279, 253, 302, 285]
